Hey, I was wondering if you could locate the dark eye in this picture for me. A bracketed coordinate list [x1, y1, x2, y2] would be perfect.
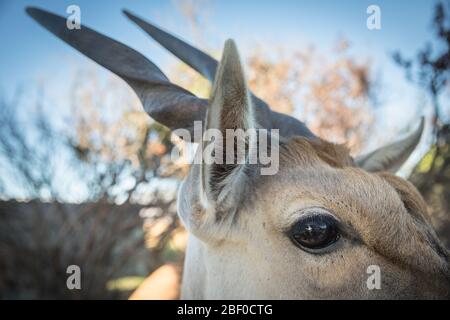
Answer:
[289, 214, 340, 252]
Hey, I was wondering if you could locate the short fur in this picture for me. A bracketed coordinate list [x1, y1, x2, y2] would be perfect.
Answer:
[27, 9, 450, 299]
[178, 42, 450, 300]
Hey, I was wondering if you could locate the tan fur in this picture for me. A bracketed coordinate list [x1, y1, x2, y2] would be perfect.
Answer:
[179, 136, 449, 299]
[278, 138, 449, 277]
[178, 41, 450, 300]
[280, 137, 354, 168]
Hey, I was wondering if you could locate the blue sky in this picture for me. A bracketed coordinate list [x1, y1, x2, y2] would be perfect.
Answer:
[0, 0, 435, 93]
[0, 0, 441, 177]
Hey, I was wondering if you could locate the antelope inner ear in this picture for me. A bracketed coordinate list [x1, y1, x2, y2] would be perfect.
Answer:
[199, 39, 255, 213]
[355, 117, 425, 173]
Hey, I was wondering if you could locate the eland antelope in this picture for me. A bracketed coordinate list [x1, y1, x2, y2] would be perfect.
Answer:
[27, 7, 450, 299]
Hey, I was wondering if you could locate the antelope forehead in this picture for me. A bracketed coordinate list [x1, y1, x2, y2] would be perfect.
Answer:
[279, 136, 354, 169]
[252, 136, 422, 237]
[255, 164, 404, 230]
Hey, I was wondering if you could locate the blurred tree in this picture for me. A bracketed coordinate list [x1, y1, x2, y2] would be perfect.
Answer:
[247, 40, 374, 154]
[393, 0, 450, 247]
[171, 42, 375, 155]
[0, 71, 185, 299]
[169, 1, 375, 154]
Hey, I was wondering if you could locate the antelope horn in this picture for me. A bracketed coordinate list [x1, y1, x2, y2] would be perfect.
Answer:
[123, 9, 217, 83]
[26, 7, 207, 140]
[123, 9, 316, 139]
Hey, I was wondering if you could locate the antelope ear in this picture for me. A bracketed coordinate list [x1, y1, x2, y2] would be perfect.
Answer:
[355, 117, 425, 173]
[200, 40, 255, 212]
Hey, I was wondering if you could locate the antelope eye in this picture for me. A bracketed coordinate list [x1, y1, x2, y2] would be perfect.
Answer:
[289, 214, 340, 252]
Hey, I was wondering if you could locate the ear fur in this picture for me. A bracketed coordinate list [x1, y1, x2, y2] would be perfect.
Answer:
[200, 39, 255, 214]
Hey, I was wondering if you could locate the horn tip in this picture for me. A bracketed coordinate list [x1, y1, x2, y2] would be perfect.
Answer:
[25, 6, 56, 25]
[122, 9, 139, 23]
[25, 6, 42, 18]
[122, 9, 132, 18]
[416, 116, 425, 138]
[419, 116, 425, 128]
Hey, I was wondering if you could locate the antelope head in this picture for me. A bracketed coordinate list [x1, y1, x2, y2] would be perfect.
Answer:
[27, 7, 450, 299]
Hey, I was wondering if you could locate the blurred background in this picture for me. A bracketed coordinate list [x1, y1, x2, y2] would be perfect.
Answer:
[0, 0, 449, 299]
